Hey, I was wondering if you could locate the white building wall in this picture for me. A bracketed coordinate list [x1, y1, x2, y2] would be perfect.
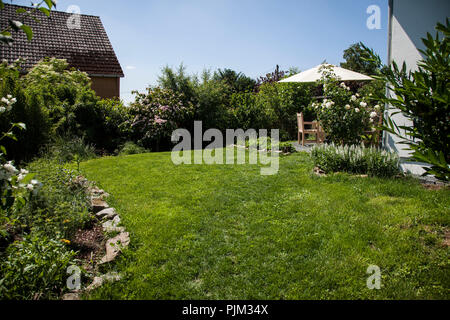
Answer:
[385, 0, 449, 175]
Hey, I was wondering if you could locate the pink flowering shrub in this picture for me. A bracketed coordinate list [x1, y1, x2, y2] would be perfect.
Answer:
[127, 87, 194, 150]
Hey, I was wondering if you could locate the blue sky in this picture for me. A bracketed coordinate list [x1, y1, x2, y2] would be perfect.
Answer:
[13, 0, 388, 103]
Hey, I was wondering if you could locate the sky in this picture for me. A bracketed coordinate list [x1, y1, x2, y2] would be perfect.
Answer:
[12, 0, 389, 103]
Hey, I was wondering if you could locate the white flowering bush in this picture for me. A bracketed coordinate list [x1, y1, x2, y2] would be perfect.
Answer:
[309, 65, 383, 145]
[311, 143, 400, 177]
[0, 96, 42, 215]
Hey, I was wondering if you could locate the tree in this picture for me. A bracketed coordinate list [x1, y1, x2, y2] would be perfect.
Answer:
[157, 64, 197, 105]
[256, 65, 288, 87]
[341, 42, 383, 76]
[213, 69, 256, 93]
[0, 0, 56, 45]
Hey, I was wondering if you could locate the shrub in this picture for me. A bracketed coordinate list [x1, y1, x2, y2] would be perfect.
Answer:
[195, 76, 234, 131]
[127, 87, 194, 151]
[0, 158, 90, 300]
[119, 142, 149, 156]
[309, 64, 383, 145]
[22, 58, 98, 137]
[14, 159, 92, 240]
[279, 142, 296, 154]
[378, 19, 449, 181]
[0, 60, 51, 163]
[93, 99, 131, 152]
[41, 136, 97, 165]
[0, 235, 77, 300]
[311, 144, 400, 177]
[245, 137, 273, 150]
[230, 91, 272, 131]
[213, 68, 256, 93]
[157, 64, 197, 105]
[256, 82, 313, 140]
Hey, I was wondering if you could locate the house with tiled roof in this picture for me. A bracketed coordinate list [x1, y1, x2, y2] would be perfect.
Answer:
[0, 3, 124, 99]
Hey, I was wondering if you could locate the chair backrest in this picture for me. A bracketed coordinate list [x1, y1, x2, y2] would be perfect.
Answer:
[297, 113, 304, 131]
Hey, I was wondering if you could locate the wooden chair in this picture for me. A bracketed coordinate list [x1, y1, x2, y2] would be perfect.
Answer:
[297, 113, 321, 146]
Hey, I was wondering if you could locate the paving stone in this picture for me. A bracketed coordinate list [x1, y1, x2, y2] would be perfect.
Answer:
[99, 232, 130, 264]
[102, 215, 123, 233]
[96, 208, 118, 220]
[62, 293, 80, 300]
[92, 198, 109, 213]
[85, 272, 122, 292]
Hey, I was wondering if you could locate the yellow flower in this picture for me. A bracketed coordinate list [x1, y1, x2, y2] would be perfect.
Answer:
[61, 239, 71, 245]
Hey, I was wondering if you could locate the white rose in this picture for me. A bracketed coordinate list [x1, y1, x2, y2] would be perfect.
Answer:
[374, 105, 381, 111]
[351, 95, 357, 102]
[355, 108, 360, 113]
[345, 105, 351, 110]
[370, 112, 378, 118]
[0, 107, 5, 113]
[1, 97, 9, 104]
[360, 102, 368, 108]
[27, 184, 34, 191]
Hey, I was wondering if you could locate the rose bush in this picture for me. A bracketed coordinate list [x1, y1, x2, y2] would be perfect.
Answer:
[309, 65, 382, 145]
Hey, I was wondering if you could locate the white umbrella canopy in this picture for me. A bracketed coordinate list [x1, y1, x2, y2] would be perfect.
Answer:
[279, 64, 374, 83]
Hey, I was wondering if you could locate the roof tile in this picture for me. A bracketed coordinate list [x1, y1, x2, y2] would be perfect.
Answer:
[0, 4, 124, 77]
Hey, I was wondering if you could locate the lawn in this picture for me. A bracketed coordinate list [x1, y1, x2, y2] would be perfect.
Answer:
[81, 150, 449, 300]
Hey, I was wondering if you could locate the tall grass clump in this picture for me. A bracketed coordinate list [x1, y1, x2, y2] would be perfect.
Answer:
[311, 144, 400, 177]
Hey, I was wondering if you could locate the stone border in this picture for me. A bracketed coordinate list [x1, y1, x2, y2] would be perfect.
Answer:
[62, 177, 130, 300]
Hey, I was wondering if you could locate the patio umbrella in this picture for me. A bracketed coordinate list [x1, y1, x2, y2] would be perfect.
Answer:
[279, 64, 374, 83]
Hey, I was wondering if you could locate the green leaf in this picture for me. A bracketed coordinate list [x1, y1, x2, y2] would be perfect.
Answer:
[20, 24, 33, 41]
[13, 123, 26, 130]
[44, 0, 54, 9]
[21, 173, 36, 185]
[39, 7, 50, 17]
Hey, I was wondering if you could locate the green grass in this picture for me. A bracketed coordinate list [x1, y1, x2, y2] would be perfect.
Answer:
[81, 151, 449, 300]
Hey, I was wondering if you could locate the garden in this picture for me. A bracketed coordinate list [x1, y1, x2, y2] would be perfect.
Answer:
[0, 2, 448, 300]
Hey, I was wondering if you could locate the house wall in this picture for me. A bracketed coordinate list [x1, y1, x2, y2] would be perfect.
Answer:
[385, 0, 449, 175]
[90, 76, 121, 99]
